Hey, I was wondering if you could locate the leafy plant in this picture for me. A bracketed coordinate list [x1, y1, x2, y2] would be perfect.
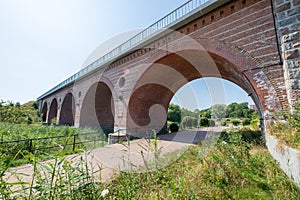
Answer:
[269, 102, 300, 149]
[230, 118, 240, 126]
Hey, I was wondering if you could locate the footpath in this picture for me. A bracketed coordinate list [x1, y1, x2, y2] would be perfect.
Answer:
[4, 127, 224, 192]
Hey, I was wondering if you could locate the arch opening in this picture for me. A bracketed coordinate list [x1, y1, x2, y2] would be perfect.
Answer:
[41, 102, 48, 123]
[48, 99, 58, 124]
[80, 82, 115, 134]
[59, 93, 75, 126]
[169, 77, 260, 129]
[127, 47, 265, 135]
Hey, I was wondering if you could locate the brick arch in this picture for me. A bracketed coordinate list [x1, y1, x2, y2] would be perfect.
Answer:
[80, 81, 115, 133]
[127, 38, 281, 132]
[48, 98, 58, 124]
[41, 102, 48, 123]
[59, 93, 75, 126]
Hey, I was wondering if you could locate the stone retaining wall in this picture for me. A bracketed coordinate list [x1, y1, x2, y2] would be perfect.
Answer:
[265, 133, 300, 187]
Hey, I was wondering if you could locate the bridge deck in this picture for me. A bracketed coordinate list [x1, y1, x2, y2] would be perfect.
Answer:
[37, 0, 231, 100]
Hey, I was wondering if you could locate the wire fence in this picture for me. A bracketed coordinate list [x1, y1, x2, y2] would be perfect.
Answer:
[0, 131, 107, 156]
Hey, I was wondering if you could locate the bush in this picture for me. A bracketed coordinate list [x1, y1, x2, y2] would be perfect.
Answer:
[181, 116, 197, 129]
[231, 119, 240, 126]
[269, 102, 300, 149]
[242, 118, 251, 126]
[169, 123, 179, 133]
[220, 119, 227, 126]
[208, 119, 215, 127]
[192, 118, 198, 128]
[199, 117, 209, 127]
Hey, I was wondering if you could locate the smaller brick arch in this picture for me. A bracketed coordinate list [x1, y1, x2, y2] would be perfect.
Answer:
[48, 98, 58, 124]
[80, 81, 115, 133]
[59, 93, 75, 126]
[41, 102, 48, 123]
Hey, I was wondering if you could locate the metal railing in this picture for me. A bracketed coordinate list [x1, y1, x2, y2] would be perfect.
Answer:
[37, 0, 211, 100]
[0, 132, 106, 154]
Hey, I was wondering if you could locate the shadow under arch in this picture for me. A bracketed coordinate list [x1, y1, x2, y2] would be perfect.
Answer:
[59, 93, 75, 126]
[48, 98, 58, 124]
[79, 81, 115, 134]
[41, 102, 48, 123]
[126, 38, 272, 135]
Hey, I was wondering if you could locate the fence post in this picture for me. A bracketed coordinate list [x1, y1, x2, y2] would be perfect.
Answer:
[72, 135, 76, 151]
[94, 136, 96, 148]
[28, 139, 32, 153]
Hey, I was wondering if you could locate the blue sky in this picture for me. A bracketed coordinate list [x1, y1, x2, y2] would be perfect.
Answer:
[0, 0, 253, 111]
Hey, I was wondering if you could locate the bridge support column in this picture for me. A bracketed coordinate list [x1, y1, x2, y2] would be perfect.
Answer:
[281, 31, 300, 108]
[273, 0, 300, 109]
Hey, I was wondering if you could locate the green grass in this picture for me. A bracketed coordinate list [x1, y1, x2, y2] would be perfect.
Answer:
[1, 128, 299, 199]
[103, 130, 299, 199]
[268, 102, 300, 150]
[0, 123, 107, 167]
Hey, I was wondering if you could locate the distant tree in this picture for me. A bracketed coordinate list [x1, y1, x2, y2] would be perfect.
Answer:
[211, 104, 227, 120]
[226, 103, 237, 118]
[32, 101, 39, 110]
[192, 117, 198, 128]
[236, 102, 249, 118]
[199, 108, 211, 118]
[0, 100, 41, 124]
[168, 103, 181, 124]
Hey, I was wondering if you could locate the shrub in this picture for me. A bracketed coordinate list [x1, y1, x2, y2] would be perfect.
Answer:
[208, 119, 215, 127]
[169, 123, 179, 133]
[199, 117, 209, 127]
[192, 118, 198, 128]
[181, 116, 197, 129]
[242, 118, 251, 126]
[220, 119, 227, 126]
[231, 119, 240, 126]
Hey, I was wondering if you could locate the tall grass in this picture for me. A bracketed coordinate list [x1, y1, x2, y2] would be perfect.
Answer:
[268, 102, 300, 149]
[1, 128, 299, 199]
[104, 129, 299, 199]
[0, 123, 106, 167]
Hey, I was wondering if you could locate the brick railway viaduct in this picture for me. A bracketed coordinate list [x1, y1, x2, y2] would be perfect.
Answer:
[37, 0, 300, 136]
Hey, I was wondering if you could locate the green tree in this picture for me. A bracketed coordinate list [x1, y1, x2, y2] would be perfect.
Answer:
[211, 104, 227, 120]
[168, 103, 181, 123]
[226, 102, 238, 118]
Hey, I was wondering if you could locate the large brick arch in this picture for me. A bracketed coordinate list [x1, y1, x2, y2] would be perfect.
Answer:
[127, 38, 281, 132]
[79, 81, 115, 133]
[48, 98, 58, 124]
[59, 93, 75, 126]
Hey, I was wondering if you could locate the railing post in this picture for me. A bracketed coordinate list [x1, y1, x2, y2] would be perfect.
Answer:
[72, 135, 76, 151]
[28, 139, 32, 153]
[94, 136, 96, 148]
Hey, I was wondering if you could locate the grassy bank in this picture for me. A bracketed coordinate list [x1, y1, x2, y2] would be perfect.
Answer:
[268, 103, 300, 150]
[0, 123, 106, 167]
[104, 129, 299, 199]
[1, 128, 299, 199]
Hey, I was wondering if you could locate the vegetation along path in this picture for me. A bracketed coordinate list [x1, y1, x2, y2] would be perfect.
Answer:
[4, 127, 221, 192]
